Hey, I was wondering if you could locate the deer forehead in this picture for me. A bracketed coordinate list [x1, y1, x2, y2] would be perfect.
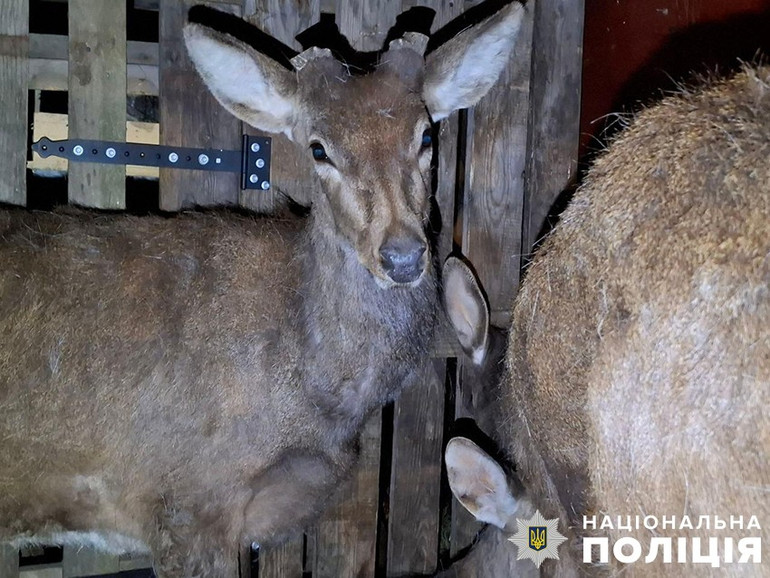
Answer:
[299, 70, 429, 150]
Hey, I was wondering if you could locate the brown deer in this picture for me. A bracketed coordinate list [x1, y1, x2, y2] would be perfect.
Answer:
[440, 65, 770, 577]
[0, 3, 526, 577]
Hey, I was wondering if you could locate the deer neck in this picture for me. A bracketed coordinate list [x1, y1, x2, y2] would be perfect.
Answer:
[298, 201, 438, 429]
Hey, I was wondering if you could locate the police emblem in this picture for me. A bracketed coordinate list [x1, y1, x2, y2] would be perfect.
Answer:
[509, 510, 567, 568]
[529, 526, 547, 551]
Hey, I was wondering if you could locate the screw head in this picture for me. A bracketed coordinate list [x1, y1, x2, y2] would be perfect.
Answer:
[261, 181, 270, 190]
[168, 152, 179, 163]
[249, 174, 259, 184]
[255, 158, 265, 169]
[73, 145, 84, 156]
[198, 153, 209, 166]
[250, 142, 260, 153]
[105, 147, 116, 158]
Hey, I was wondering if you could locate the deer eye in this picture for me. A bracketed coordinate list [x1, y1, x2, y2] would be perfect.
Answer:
[420, 128, 433, 152]
[310, 142, 329, 162]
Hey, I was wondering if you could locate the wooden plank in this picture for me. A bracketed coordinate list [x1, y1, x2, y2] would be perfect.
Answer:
[522, 0, 585, 254]
[0, 0, 29, 206]
[67, 0, 127, 209]
[314, 412, 381, 578]
[258, 534, 304, 578]
[31, 34, 158, 66]
[336, 0, 401, 53]
[1, 543, 19, 577]
[62, 545, 119, 577]
[158, 0, 241, 210]
[240, 0, 320, 213]
[462, 4, 534, 328]
[30, 59, 159, 96]
[387, 360, 445, 575]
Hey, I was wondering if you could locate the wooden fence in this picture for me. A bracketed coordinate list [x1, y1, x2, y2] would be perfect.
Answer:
[0, 0, 584, 576]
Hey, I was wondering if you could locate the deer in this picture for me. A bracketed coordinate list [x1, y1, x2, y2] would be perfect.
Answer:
[439, 65, 770, 577]
[0, 3, 526, 577]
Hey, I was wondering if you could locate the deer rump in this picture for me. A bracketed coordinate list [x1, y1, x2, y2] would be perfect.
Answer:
[440, 65, 770, 577]
[0, 2, 528, 577]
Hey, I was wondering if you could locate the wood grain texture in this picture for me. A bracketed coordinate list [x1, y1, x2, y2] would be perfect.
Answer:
[523, 0, 584, 254]
[0, 0, 29, 206]
[336, 0, 401, 52]
[62, 545, 119, 577]
[258, 535, 304, 578]
[159, 0, 241, 210]
[241, 0, 320, 213]
[67, 0, 127, 209]
[462, 3, 534, 329]
[387, 360, 445, 575]
[313, 411, 381, 578]
[0, 543, 19, 577]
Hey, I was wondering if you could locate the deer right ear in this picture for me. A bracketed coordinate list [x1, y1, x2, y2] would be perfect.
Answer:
[184, 24, 299, 137]
[423, 2, 525, 121]
[442, 256, 490, 365]
[445, 437, 517, 530]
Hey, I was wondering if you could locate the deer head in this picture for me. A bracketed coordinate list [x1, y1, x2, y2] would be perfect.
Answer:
[183, 2, 525, 287]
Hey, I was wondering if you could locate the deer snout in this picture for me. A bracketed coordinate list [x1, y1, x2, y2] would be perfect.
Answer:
[379, 237, 427, 284]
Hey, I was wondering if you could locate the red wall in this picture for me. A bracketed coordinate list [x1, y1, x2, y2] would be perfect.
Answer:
[580, 0, 770, 157]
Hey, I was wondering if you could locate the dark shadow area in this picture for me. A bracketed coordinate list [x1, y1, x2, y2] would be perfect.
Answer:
[589, 10, 770, 158]
[531, 11, 770, 270]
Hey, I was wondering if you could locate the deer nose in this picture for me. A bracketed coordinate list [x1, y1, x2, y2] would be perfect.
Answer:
[379, 238, 427, 284]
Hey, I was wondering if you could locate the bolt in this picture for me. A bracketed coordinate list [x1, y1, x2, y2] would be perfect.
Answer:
[168, 152, 179, 163]
[255, 158, 265, 169]
[105, 147, 116, 158]
[73, 145, 84, 156]
[198, 153, 209, 166]
[261, 181, 270, 190]
[250, 142, 260, 153]
[249, 174, 259, 184]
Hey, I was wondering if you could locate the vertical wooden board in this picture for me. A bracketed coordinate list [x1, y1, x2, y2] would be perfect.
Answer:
[314, 411, 381, 578]
[0, 543, 19, 577]
[462, 4, 533, 328]
[67, 0, 127, 209]
[0, 0, 29, 206]
[335, 0, 401, 52]
[387, 360, 445, 575]
[62, 545, 119, 577]
[241, 0, 320, 213]
[523, 0, 585, 254]
[258, 535, 304, 578]
[159, 0, 241, 211]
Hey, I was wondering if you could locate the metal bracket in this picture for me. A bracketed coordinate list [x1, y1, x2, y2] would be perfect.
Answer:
[31, 135, 272, 191]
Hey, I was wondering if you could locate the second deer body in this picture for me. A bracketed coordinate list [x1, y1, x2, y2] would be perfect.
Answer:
[442, 65, 770, 577]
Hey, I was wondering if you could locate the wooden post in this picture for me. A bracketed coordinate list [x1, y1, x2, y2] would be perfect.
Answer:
[523, 0, 585, 255]
[68, 0, 127, 209]
[158, 0, 242, 210]
[0, 544, 19, 578]
[240, 0, 320, 213]
[450, 0, 536, 560]
[0, 0, 29, 206]
[257, 535, 303, 578]
[314, 413, 382, 577]
[62, 545, 120, 577]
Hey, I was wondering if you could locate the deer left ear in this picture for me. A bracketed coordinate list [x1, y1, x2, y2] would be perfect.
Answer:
[423, 2, 526, 121]
[445, 437, 518, 530]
